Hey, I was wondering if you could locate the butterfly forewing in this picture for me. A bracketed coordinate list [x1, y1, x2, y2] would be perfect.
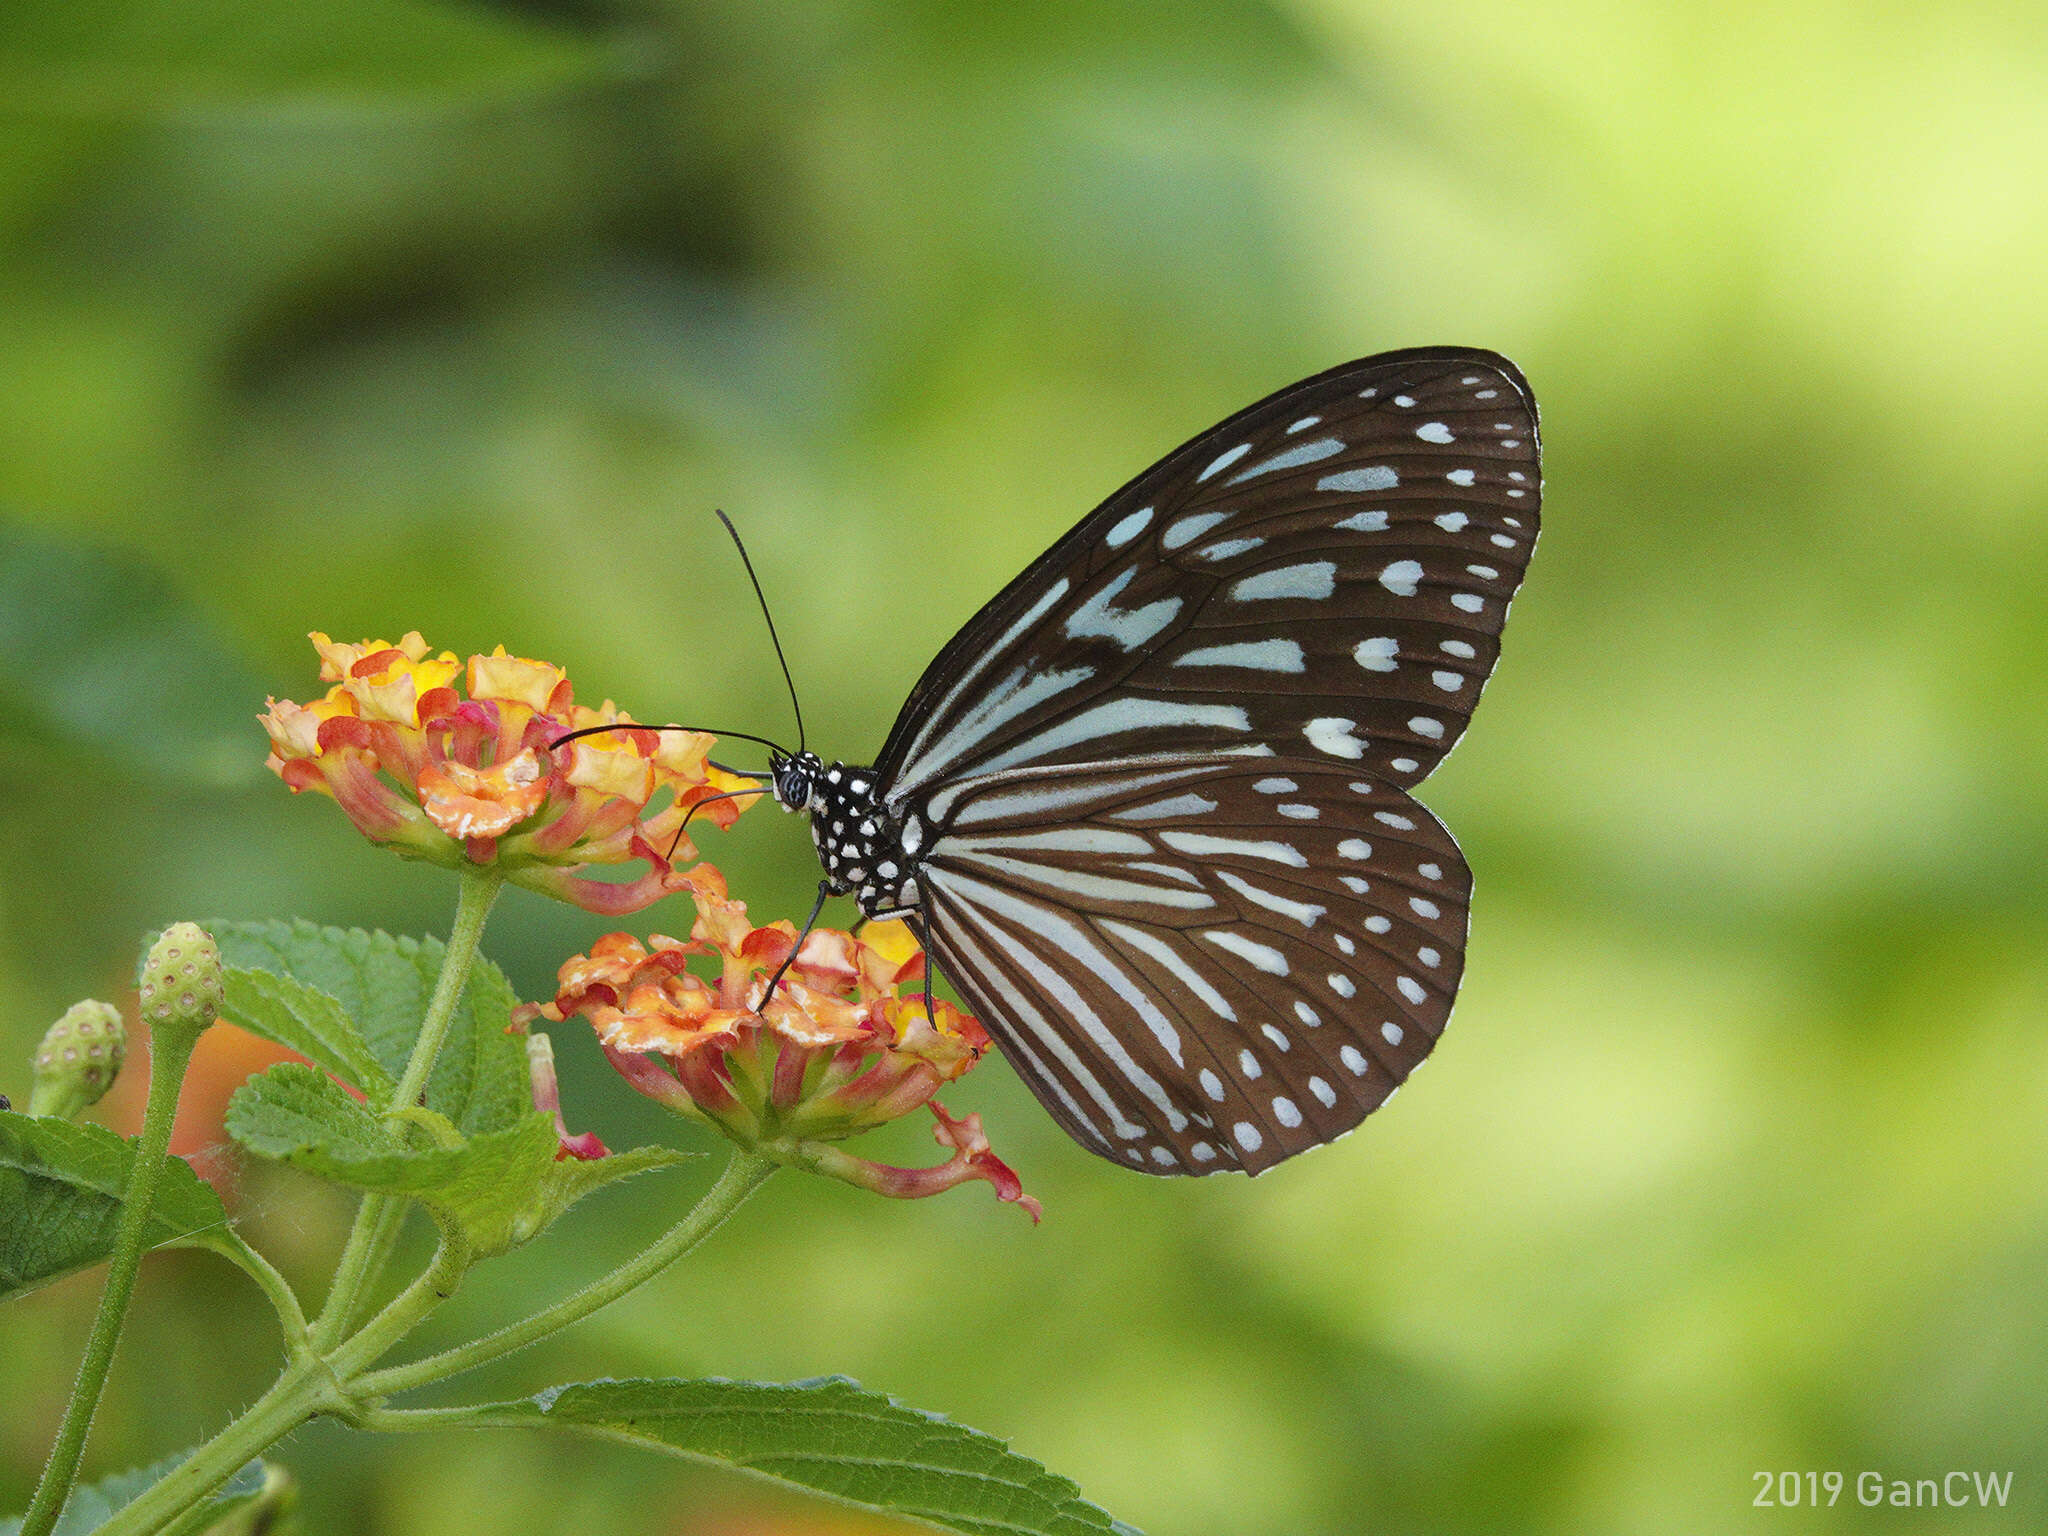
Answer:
[879, 348, 1539, 798]
[910, 755, 1471, 1175]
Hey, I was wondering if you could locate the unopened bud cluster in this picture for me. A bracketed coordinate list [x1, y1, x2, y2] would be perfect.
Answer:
[29, 1000, 127, 1120]
[137, 922, 224, 1043]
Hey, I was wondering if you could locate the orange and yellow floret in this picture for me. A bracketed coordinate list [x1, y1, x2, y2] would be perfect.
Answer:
[260, 633, 753, 915]
[524, 866, 1038, 1219]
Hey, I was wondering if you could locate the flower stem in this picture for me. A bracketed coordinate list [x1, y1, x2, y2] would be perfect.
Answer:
[83, 1364, 336, 1536]
[354, 1150, 777, 1400]
[19, 1025, 202, 1536]
[310, 867, 501, 1352]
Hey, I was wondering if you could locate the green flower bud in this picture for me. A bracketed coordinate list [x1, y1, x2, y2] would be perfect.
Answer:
[28, 999, 127, 1120]
[136, 921, 224, 1045]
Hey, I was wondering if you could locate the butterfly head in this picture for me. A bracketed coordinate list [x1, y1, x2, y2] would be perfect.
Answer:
[769, 748, 826, 813]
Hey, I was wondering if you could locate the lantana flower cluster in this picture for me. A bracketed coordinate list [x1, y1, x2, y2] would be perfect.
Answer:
[262, 633, 751, 914]
[267, 633, 1036, 1218]
[523, 866, 1038, 1219]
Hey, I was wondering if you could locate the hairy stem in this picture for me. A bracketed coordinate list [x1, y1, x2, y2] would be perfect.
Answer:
[19, 1026, 202, 1536]
[355, 1150, 777, 1399]
[310, 867, 501, 1351]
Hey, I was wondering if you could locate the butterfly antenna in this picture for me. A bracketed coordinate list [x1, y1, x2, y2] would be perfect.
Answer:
[715, 509, 807, 754]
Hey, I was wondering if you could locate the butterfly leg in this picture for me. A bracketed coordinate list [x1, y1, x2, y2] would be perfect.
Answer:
[908, 914, 939, 1027]
[752, 879, 833, 1012]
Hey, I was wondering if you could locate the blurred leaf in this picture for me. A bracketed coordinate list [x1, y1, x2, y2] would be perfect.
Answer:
[0, 1452, 265, 1536]
[211, 920, 527, 1135]
[461, 1377, 1139, 1536]
[0, 1111, 228, 1303]
[0, 520, 264, 788]
[224, 1063, 680, 1256]
[0, 0, 624, 115]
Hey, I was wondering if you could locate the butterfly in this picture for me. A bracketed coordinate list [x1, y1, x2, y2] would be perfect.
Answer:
[766, 348, 1540, 1175]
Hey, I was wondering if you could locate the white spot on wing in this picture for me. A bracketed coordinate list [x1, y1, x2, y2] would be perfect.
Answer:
[1446, 469, 1476, 486]
[1354, 637, 1399, 672]
[1304, 717, 1367, 758]
[1105, 507, 1153, 547]
[1335, 510, 1389, 532]
[1451, 594, 1485, 613]
[1273, 1096, 1302, 1128]
[1378, 560, 1423, 597]
[1397, 976, 1427, 1005]
[1416, 422, 1454, 443]
[1435, 511, 1469, 532]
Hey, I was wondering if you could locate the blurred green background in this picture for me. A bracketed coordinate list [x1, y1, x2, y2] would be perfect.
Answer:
[4, 0, 2046, 1532]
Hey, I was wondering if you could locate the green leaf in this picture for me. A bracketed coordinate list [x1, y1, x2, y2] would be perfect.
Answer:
[211, 920, 528, 1134]
[0, 1453, 265, 1536]
[0, 1112, 229, 1303]
[0, 0, 623, 116]
[218, 967, 395, 1101]
[463, 1377, 1138, 1536]
[224, 1064, 681, 1256]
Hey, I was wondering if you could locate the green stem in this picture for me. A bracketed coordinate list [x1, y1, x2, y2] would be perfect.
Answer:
[85, 1365, 335, 1536]
[194, 1232, 311, 1354]
[20, 1026, 202, 1536]
[310, 868, 501, 1352]
[386, 867, 502, 1120]
[355, 1150, 777, 1400]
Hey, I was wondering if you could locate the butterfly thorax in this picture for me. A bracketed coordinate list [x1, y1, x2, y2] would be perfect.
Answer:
[770, 750, 924, 920]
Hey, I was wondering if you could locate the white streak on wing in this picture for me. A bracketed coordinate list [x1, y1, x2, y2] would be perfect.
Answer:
[939, 871, 1187, 1124]
[1227, 437, 1345, 482]
[1318, 466, 1399, 492]
[1162, 512, 1229, 550]
[1197, 443, 1251, 482]
[898, 577, 1068, 775]
[1160, 830, 1307, 866]
[948, 773, 1192, 829]
[1230, 562, 1337, 602]
[943, 849, 1216, 910]
[929, 904, 1136, 1143]
[1111, 792, 1219, 821]
[1172, 638, 1306, 673]
[1127, 859, 1205, 886]
[1217, 870, 1324, 927]
[1104, 919, 1237, 1022]
[947, 827, 1152, 856]
[1064, 568, 1183, 650]
[971, 698, 1250, 775]
[1196, 537, 1265, 561]
[923, 760, 1211, 824]
[900, 665, 1094, 792]
[1207, 930, 1288, 974]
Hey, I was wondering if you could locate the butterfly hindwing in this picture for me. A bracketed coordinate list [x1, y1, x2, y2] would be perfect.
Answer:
[878, 348, 1540, 799]
[909, 754, 1471, 1175]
